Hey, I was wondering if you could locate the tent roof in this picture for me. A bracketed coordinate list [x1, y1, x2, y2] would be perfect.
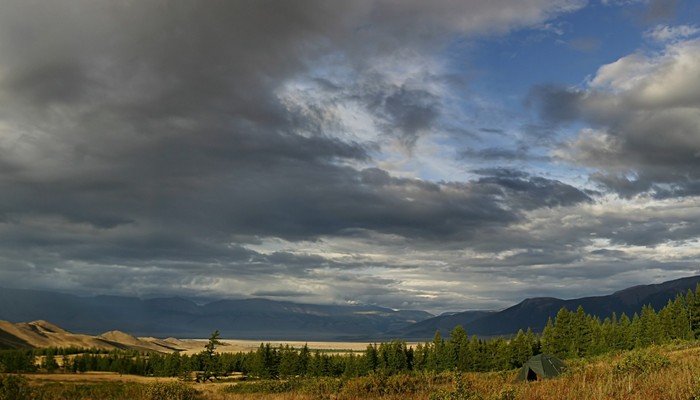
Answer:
[516, 353, 566, 381]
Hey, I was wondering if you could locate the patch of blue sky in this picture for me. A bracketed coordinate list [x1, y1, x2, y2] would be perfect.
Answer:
[432, 1, 687, 187]
[463, 5, 646, 95]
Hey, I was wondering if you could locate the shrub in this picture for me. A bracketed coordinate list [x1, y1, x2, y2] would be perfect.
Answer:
[383, 373, 419, 395]
[0, 375, 33, 400]
[429, 372, 483, 400]
[613, 349, 670, 376]
[298, 377, 344, 399]
[223, 379, 295, 394]
[340, 374, 384, 398]
[32, 382, 144, 400]
[690, 377, 700, 400]
[140, 382, 198, 400]
[491, 387, 517, 400]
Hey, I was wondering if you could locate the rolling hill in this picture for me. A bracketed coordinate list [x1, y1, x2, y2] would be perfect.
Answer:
[0, 319, 181, 351]
[390, 275, 700, 339]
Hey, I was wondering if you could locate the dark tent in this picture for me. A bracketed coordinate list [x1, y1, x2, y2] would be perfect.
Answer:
[516, 354, 567, 382]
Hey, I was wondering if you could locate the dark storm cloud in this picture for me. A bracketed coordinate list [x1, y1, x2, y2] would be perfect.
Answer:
[0, 0, 491, 236]
[0, 1, 332, 117]
[460, 146, 550, 162]
[608, 218, 700, 247]
[589, 248, 631, 259]
[473, 168, 592, 209]
[381, 86, 441, 148]
[0, 0, 609, 310]
[251, 290, 314, 298]
[480, 128, 505, 135]
[588, 172, 653, 199]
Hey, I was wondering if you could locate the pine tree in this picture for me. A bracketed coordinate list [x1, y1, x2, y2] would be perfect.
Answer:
[364, 344, 378, 373]
[428, 331, 446, 372]
[690, 285, 700, 338]
[449, 326, 470, 371]
[617, 313, 633, 350]
[570, 306, 591, 357]
[42, 350, 59, 373]
[413, 343, 427, 371]
[278, 345, 299, 378]
[199, 330, 224, 382]
[299, 343, 310, 376]
[510, 329, 533, 367]
[551, 307, 573, 358]
[587, 315, 605, 356]
[540, 317, 555, 355]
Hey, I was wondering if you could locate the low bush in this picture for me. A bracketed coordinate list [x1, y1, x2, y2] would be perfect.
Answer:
[0, 375, 33, 400]
[223, 379, 296, 394]
[298, 377, 344, 399]
[429, 372, 483, 400]
[225, 373, 443, 398]
[491, 387, 518, 400]
[140, 382, 199, 400]
[33, 382, 143, 400]
[613, 348, 671, 376]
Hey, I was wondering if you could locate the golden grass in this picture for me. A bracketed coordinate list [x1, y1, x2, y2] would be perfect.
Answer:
[18, 371, 181, 385]
[217, 344, 700, 400]
[506, 345, 700, 400]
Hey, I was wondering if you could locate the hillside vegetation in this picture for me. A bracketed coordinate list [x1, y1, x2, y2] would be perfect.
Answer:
[3, 343, 700, 399]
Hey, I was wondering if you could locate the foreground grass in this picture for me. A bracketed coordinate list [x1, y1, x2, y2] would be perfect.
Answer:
[5, 343, 700, 399]
[221, 343, 700, 400]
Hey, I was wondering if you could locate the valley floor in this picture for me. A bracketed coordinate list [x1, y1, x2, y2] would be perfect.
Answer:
[175, 339, 376, 355]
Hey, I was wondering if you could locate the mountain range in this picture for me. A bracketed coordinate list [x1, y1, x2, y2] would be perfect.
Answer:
[389, 274, 700, 339]
[0, 288, 431, 340]
[1, 275, 699, 342]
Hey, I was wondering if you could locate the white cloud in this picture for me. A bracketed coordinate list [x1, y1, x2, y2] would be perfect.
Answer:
[590, 52, 657, 92]
[600, 0, 647, 5]
[548, 36, 700, 200]
[645, 25, 700, 43]
[589, 38, 700, 109]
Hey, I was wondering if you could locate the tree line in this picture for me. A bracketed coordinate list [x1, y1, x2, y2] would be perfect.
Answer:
[3, 285, 700, 379]
[541, 290, 696, 358]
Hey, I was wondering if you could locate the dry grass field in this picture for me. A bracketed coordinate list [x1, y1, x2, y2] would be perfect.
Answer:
[20, 371, 181, 384]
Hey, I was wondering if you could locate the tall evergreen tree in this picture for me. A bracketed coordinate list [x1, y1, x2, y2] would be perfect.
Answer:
[449, 326, 470, 371]
[510, 329, 533, 368]
[364, 344, 378, 373]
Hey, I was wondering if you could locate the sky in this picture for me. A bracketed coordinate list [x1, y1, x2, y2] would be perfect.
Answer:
[1, 0, 700, 314]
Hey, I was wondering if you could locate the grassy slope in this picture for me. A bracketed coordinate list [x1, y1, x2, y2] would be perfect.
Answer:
[220, 343, 700, 400]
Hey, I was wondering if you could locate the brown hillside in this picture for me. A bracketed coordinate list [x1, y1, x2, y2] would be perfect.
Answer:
[0, 320, 176, 352]
[98, 330, 180, 352]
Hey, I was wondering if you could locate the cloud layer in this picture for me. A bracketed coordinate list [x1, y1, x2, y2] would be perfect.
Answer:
[1, 0, 699, 313]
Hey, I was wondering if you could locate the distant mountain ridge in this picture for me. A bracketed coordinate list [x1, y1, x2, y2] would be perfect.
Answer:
[2, 275, 699, 341]
[0, 288, 433, 340]
[391, 275, 700, 339]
